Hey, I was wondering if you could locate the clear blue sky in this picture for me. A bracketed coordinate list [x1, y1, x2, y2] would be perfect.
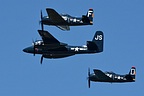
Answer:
[0, 0, 144, 96]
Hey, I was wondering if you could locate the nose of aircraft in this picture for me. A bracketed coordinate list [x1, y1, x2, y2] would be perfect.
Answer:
[23, 48, 28, 52]
[23, 46, 34, 53]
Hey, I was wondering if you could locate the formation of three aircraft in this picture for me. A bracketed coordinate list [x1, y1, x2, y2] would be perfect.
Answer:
[23, 8, 136, 88]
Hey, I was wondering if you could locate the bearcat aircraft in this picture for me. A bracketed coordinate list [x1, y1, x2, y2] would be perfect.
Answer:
[87, 67, 136, 88]
[23, 30, 103, 64]
[40, 8, 94, 31]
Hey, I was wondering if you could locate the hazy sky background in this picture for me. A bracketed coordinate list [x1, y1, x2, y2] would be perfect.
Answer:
[0, 0, 144, 96]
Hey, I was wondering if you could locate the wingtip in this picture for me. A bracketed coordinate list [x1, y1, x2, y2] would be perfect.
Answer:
[46, 8, 55, 11]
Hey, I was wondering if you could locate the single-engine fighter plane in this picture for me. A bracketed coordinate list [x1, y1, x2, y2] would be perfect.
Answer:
[23, 30, 103, 64]
[40, 8, 94, 31]
[87, 67, 136, 88]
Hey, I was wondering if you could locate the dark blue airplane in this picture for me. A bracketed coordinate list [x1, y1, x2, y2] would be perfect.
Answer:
[40, 8, 94, 31]
[23, 30, 104, 64]
[88, 67, 136, 88]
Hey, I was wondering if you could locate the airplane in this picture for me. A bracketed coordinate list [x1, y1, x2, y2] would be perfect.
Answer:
[23, 30, 104, 64]
[40, 8, 94, 31]
[87, 67, 136, 88]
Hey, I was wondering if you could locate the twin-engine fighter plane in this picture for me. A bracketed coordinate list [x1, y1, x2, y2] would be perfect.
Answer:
[88, 67, 136, 88]
[40, 8, 94, 31]
[23, 30, 103, 64]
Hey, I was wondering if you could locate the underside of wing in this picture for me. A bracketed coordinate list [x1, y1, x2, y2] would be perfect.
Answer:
[46, 8, 68, 25]
[56, 25, 70, 31]
[94, 69, 112, 81]
[38, 30, 60, 45]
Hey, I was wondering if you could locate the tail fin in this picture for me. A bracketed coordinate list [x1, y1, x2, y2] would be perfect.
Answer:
[82, 9, 94, 24]
[87, 8, 94, 24]
[87, 31, 104, 52]
[129, 66, 136, 81]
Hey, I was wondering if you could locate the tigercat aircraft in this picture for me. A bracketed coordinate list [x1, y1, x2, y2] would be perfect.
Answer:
[40, 8, 94, 31]
[88, 67, 136, 88]
[23, 30, 103, 64]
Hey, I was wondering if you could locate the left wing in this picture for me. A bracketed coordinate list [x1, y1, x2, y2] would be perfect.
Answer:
[38, 30, 60, 45]
[46, 8, 68, 25]
[93, 69, 112, 81]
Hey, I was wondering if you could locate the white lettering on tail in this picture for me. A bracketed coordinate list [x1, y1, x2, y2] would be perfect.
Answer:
[95, 35, 103, 40]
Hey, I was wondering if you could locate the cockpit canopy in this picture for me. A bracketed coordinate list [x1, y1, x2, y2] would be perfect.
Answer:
[105, 71, 115, 74]
[32, 40, 44, 46]
[82, 45, 87, 48]
[43, 16, 49, 18]
[61, 14, 72, 18]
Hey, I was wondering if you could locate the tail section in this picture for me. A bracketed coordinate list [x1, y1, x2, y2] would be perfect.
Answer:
[87, 31, 104, 52]
[129, 66, 136, 81]
[82, 9, 94, 25]
[87, 8, 94, 24]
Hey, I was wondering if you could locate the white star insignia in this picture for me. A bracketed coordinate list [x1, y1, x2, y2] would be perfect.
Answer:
[75, 47, 79, 51]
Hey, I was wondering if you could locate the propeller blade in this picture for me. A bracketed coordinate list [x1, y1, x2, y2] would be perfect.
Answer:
[41, 10, 43, 19]
[88, 78, 90, 88]
[40, 10, 44, 31]
[32, 39, 36, 56]
[88, 68, 90, 77]
[88, 68, 90, 88]
[40, 55, 44, 64]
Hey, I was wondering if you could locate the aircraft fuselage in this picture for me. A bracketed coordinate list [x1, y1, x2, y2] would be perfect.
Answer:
[23, 44, 98, 59]
[89, 72, 135, 83]
[42, 15, 92, 26]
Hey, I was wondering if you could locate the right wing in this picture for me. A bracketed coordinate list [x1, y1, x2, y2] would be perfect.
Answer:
[38, 30, 60, 45]
[46, 8, 68, 25]
[93, 69, 112, 81]
[38, 30, 68, 50]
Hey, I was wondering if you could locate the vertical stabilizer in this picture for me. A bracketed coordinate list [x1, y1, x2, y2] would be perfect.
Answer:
[129, 66, 136, 81]
[82, 9, 94, 24]
[87, 31, 104, 52]
[86, 9, 94, 24]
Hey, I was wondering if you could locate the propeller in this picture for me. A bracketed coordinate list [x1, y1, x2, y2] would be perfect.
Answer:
[40, 10, 44, 31]
[32, 39, 36, 56]
[40, 55, 44, 64]
[88, 68, 91, 88]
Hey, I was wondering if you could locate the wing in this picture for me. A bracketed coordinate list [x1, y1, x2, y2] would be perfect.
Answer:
[56, 25, 70, 31]
[46, 8, 68, 25]
[93, 69, 112, 81]
[38, 30, 60, 45]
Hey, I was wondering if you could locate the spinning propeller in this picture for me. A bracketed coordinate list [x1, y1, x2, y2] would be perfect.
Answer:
[32, 39, 36, 56]
[40, 55, 44, 64]
[88, 68, 91, 88]
[40, 10, 44, 31]
[32, 39, 44, 64]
